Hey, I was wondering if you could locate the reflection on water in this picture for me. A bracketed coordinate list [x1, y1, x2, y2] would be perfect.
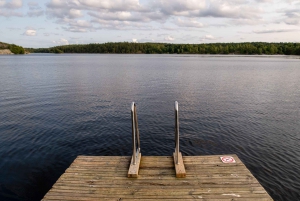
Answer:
[0, 54, 299, 201]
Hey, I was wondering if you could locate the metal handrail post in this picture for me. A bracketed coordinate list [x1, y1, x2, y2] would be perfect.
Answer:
[134, 106, 140, 153]
[131, 102, 136, 165]
[131, 102, 141, 165]
[175, 101, 179, 164]
[173, 101, 186, 178]
[128, 102, 142, 177]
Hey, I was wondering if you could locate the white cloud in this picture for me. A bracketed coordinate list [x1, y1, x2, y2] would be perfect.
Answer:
[27, 10, 43, 17]
[253, 28, 299, 34]
[53, 38, 69, 45]
[285, 0, 300, 3]
[152, 0, 206, 16]
[89, 11, 141, 22]
[28, 2, 38, 7]
[0, 9, 22, 16]
[229, 18, 265, 25]
[204, 35, 215, 40]
[27, 2, 44, 17]
[88, 10, 167, 27]
[282, 7, 300, 25]
[44, 0, 264, 33]
[46, 0, 144, 21]
[200, 34, 221, 41]
[164, 36, 175, 41]
[0, 0, 22, 9]
[258, 0, 273, 2]
[70, 20, 91, 28]
[0, 0, 291, 45]
[285, 18, 300, 25]
[132, 38, 138, 43]
[77, 0, 142, 11]
[0, 0, 23, 17]
[69, 8, 82, 18]
[199, 2, 261, 19]
[46, 1, 83, 19]
[47, 0, 66, 8]
[138, 38, 155, 42]
[152, 0, 261, 19]
[24, 29, 36, 36]
[60, 38, 69, 45]
[62, 20, 93, 32]
[91, 18, 154, 30]
[175, 18, 204, 28]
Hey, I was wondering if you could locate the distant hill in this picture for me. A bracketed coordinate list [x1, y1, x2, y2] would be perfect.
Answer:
[0, 41, 25, 54]
[0, 41, 10, 49]
[28, 42, 300, 55]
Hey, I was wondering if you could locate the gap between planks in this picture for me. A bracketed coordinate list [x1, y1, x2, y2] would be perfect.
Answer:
[42, 155, 273, 201]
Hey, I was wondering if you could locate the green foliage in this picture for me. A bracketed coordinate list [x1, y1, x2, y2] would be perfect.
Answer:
[9, 44, 25, 54]
[24, 48, 35, 53]
[0, 42, 10, 49]
[29, 42, 300, 55]
[50, 48, 64, 54]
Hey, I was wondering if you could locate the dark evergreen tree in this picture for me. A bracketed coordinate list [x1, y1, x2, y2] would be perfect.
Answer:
[27, 42, 300, 55]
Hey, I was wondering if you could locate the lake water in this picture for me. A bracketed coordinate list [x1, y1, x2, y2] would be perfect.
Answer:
[0, 54, 299, 201]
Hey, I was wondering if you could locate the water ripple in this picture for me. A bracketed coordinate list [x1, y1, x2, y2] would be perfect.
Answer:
[0, 55, 299, 200]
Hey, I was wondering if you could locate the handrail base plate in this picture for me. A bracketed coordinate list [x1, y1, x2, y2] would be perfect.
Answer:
[173, 152, 186, 178]
[128, 153, 141, 178]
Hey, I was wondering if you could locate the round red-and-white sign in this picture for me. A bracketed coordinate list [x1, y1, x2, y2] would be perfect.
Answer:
[220, 156, 236, 163]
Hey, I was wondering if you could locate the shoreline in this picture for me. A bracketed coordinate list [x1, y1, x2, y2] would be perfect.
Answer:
[0, 49, 13, 54]
[24, 52, 300, 58]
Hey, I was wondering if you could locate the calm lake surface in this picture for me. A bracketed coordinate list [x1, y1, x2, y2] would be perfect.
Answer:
[0, 54, 299, 201]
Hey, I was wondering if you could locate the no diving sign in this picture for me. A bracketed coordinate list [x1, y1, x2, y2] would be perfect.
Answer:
[220, 156, 236, 163]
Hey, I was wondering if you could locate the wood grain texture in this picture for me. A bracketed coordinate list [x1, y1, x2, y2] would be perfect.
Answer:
[173, 152, 186, 178]
[42, 155, 273, 201]
[128, 153, 141, 178]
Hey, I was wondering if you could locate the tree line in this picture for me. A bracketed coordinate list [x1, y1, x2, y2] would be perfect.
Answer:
[27, 42, 300, 55]
[0, 41, 25, 54]
[9, 44, 25, 54]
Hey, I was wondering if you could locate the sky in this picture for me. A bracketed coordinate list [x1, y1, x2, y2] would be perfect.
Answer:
[0, 0, 300, 48]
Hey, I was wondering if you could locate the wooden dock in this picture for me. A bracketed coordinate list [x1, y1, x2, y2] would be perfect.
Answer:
[42, 155, 273, 200]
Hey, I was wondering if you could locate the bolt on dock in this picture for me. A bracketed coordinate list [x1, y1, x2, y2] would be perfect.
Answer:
[42, 102, 273, 200]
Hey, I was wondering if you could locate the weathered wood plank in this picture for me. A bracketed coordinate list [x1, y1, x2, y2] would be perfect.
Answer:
[43, 193, 272, 200]
[43, 155, 273, 200]
[43, 196, 273, 201]
[173, 152, 186, 178]
[128, 153, 141, 178]
[66, 168, 251, 174]
[51, 179, 264, 188]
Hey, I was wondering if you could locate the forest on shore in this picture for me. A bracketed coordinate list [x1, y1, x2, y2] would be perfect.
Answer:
[0, 41, 25, 54]
[27, 42, 300, 55]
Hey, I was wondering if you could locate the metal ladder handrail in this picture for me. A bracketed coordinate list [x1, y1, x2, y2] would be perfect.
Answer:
[131, 102, 140, 165]
[174, 101, 180, 164]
